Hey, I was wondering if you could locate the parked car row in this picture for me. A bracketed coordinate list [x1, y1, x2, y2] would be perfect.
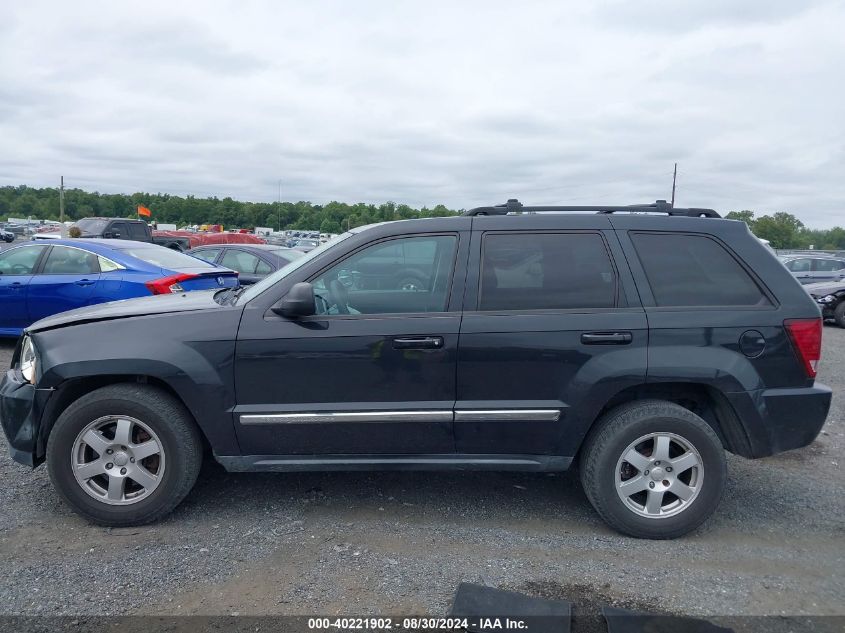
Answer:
[0, 239, 238, 336]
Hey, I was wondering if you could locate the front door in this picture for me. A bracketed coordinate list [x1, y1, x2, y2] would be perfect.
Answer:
[26, 245, 101, 322]
[233, 232, 466, 456]
[455, 219, 647, 457]
[0, 245, 47, 334]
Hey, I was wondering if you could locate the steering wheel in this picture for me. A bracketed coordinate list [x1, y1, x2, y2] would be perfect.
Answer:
[328, 278, 350, 315]
[11, 264, 28, 274]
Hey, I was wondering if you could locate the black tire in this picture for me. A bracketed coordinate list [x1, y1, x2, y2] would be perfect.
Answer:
[834, 301, 845, 328]
[579, 399, 726, 539]
[46, 383, 203, 526]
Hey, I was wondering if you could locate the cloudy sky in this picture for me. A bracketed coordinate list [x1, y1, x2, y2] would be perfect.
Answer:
[1, 1, 843, 226]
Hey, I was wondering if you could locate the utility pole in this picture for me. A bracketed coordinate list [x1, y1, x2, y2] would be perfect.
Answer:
[670, 163, 677, 207]
[59, 176, 65, 223]
[277, 179, 282, 232]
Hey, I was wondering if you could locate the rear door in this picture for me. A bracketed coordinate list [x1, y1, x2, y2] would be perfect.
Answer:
[456, 215, 647, 456]
[126, 222, 150, 242]
[0, 245, 48, 332]
[811, 258, 845, 283]
[27, 245, 101, 322]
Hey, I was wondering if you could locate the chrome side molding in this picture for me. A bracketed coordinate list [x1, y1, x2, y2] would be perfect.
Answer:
[454, 409, 560, 422]
[240, 409, 560, 425]
[240, 411, 453, 425]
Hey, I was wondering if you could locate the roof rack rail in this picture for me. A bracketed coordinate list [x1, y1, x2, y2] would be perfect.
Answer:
[463, 199, 720, 218]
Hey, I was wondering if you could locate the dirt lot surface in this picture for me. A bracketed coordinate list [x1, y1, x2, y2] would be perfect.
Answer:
[0, 327, 843, 620]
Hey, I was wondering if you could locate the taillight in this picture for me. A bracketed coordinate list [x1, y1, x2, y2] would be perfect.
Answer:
[784, 318, 822, 379]
[144, 273, 198, 295]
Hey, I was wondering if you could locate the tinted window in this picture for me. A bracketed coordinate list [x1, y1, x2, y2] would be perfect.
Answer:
[480, 233, 616, 311]
[119, 246, 217, 270]
[0, 246, 45, 275]
[127, 223, 148, 241]
[785, 258, 811, 272]
[42, 246, 100, 274]
[190, 248, 221, 263]
[221, 250, 260, 274]
[813, 258, 845, 272]
[110, 222, 129, 238]
[631, 233, 770, 307]
[74, 218, 108, 236]
[311, 235, 457, 315]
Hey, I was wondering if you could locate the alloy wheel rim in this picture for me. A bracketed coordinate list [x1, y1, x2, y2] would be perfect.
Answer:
[70, 415, 165, 506]
[615, 432, 703, 519]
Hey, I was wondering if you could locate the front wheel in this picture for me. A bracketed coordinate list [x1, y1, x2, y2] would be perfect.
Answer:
[579, 400, 726, 539]
[833, 301, 845, 328]
[47, 383, 203, 526]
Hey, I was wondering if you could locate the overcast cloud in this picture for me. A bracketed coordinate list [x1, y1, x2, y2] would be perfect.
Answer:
[1, 1, 843, 226]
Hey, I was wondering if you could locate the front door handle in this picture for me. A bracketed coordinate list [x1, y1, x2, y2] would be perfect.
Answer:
[75, 279, 95, 286]
[581, 332, 633, 345]
[393, 336, 444, 350]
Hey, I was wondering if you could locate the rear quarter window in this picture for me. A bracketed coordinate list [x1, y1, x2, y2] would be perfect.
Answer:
[630, 232, 771, 307]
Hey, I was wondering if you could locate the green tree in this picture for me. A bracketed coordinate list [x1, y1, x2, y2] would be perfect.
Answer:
[753, 212, 805, 249]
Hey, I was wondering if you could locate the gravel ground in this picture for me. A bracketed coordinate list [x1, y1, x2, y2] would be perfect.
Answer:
[0, 328, 843, 620]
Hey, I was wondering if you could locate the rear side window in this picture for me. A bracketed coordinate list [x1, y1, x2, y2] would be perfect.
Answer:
[631, 233, 770, 307]
[119, 246, 217, 270]
[480, 233, 617, 311]
[42, 246, 100, 274]
[127, 223, 148, 241]
[813, 258, 845, 272]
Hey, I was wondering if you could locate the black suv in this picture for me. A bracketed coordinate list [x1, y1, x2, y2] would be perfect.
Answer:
[0, 200, 831, 539]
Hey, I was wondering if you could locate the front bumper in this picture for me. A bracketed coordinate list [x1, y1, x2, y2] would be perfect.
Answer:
[726, 384, 832, 458]
[0, 369, 51, 467]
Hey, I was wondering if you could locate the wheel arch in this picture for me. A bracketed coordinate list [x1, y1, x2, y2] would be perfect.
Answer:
[35, 375, 213, 464]
[581, 382, 754, 459]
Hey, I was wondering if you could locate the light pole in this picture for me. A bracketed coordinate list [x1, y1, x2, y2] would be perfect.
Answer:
[277, 180, 282, 232]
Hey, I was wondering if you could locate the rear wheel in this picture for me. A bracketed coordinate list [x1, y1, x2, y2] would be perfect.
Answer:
[579, 400, 726, 539]
[47, 384, 203, 526]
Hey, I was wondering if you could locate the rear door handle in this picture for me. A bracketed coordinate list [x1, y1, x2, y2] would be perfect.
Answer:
[393, 336, 444, 350]
[581, 332, 633, 345]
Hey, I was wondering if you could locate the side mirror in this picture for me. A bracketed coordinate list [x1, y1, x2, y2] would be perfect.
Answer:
[272, 282, 316, 318]
[102, 231, 113, 239]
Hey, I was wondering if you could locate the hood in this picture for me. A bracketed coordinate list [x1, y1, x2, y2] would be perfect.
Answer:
[804, 281, 845, 297]
[26, 289, 225, 333]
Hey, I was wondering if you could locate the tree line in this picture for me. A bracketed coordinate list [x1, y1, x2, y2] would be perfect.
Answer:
[0, 185, 459, 235]
[2, 185, 842, 249]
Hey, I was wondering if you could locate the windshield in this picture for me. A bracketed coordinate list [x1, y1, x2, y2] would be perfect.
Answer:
[237, 231, 355, 304]
[74, 218, 109, 235]
[119, 245, 219, 270]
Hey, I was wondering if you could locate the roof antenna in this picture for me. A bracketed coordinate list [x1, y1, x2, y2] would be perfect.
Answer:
[671, 162, 677, 207]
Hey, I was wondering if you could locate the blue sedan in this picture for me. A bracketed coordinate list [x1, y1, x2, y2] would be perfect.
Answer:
[0, 239, 239, 337]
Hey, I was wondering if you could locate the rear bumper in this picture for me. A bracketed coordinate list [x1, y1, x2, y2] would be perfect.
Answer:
[0, 369, 51, 467]
[726, 384, 832, 458]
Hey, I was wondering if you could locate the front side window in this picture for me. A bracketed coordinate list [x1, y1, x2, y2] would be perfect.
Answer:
[631, 232, 770, 307]
[0, 246, 45, 275]
[785, 258, 811, 272]
[311, 235, 457, 315]
[479, 233, 616, 311]
[41, 246, 100, 274]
